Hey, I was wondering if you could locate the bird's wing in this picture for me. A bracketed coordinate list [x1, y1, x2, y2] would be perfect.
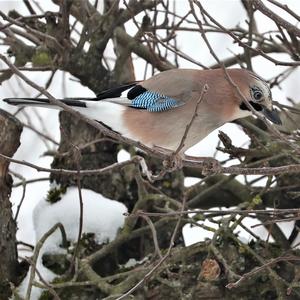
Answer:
[97, 83, 184, 112]
[98, 69, 199, 112]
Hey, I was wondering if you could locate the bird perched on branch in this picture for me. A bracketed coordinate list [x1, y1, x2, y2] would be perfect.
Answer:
[4, 68, 281, 159]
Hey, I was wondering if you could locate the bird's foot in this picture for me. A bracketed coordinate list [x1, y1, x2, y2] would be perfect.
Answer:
[183, 155, 222, 175]
[163, 152, 183, 172]
[153, 145, 183, 172]
[201, 158, 222, 176]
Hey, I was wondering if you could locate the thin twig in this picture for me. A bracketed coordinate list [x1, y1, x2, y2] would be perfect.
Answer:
[25, 223, 67, 300]
[227, 255, 300, 289]
[175, 84, 208, 154]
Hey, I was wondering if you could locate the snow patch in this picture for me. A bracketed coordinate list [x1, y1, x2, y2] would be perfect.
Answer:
[33, 186, 127, 248]
[18, 187, 127, 300]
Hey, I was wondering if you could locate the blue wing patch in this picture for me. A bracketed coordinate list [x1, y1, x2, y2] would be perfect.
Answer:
[130, 91, 180, 112]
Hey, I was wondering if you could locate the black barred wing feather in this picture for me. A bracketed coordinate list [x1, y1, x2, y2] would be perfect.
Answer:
[130, 90, 182, 112]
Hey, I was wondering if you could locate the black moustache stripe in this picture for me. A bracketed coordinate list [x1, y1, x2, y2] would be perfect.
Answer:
[240, 101, 263, 111]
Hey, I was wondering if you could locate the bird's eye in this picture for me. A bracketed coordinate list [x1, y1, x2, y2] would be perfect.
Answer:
[253, 90, 262, 100]
[251, 86, 263, 102]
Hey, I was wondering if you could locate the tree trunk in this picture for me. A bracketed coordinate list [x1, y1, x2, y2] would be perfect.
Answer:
[0, 109, 22, 299]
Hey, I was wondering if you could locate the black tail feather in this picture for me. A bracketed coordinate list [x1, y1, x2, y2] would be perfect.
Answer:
[3, 97, 92, 107]
[3, 82, 140, 107]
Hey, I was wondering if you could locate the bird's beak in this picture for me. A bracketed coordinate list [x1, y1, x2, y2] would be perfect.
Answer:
[262, 108, 282, 125]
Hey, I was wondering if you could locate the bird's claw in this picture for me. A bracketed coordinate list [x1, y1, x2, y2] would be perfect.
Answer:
[183, 155, 222, 175]
[201, 158, 222, 176]
[163, 153, 183, 172]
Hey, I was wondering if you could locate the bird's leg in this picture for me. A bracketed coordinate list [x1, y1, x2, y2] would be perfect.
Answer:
[183, 155, 222, 175]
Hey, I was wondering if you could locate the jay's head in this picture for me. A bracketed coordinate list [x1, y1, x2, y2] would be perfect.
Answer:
[237, 71, 282, 125]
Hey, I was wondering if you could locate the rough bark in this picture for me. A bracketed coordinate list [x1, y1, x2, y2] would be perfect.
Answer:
[0, 109, 23, 299]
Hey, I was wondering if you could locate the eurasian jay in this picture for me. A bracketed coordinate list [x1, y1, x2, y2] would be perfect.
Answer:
[4, 68, 281, 157]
